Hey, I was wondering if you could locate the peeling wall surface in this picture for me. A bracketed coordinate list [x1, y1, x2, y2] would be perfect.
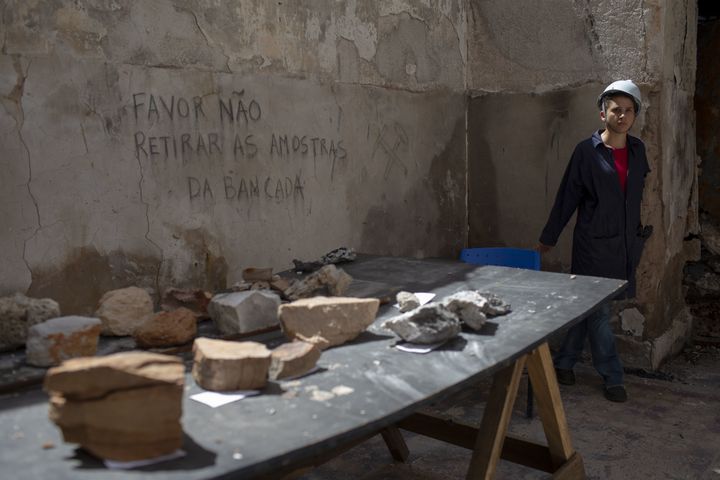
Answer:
[0, 0, 700, 366]
[0, 0, 467, 313]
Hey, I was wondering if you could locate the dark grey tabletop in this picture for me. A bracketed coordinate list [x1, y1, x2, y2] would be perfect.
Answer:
[0, 256, 625, 479]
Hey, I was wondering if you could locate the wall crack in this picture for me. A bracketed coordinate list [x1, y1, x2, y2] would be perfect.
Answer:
[135, 151, 164, 301]
[176, 6, 232, 74]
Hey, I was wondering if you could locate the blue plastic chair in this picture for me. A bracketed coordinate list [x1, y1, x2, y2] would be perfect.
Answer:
[460, 247, 540, 271]
[460, 247, 540, 419]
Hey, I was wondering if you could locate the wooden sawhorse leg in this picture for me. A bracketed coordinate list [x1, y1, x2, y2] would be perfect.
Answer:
[396, 341, 585, 479]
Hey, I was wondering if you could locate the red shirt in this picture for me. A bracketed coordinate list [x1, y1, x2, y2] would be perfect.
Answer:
[612, 146, 628, 192]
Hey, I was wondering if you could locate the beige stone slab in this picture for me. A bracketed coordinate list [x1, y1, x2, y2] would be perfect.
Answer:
[44, 351, 185, 400]
[192, 338, 271, 391]
[269, 340, 321, 380]
[278, 296, 379, 350]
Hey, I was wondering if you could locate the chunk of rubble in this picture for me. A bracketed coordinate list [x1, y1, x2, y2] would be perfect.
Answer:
[134, 308, 197, 348]
[26, 316, 102, 367]
[160, 288, 211, 319]
[441, 291, 488, 331]
[383, 304, 461, 344]
[44, 352, 184, 461]
[284, 265, 353, 300]
[396, 291, 420, 312]
[477, 292, 512, 316]
[279, 296, 379, 350]
[94, 286, 154, 336]
[0, 293, 60, 351]
[269, 341, 321, 380]
[192, 338, 271, 391]
[242, 267, 273, 282]
[270, 275, 291, 294]
[208, 290, 281, 335]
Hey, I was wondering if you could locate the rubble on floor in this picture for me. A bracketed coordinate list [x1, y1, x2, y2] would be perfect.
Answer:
[192, 337, 271, 391]
[278, 296, 380, 350]
[44, 351, 184, 461]
[26, 316, 102, 367]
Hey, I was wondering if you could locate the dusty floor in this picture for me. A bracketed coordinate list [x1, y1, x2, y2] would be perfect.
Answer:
[300, 346, 720, 480]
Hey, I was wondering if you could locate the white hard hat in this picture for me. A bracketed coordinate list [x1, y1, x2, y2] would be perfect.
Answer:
[597, 80, 642, 113]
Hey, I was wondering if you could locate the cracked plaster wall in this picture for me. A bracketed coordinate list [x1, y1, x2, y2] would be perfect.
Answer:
[467, 0, 698, 366]
[0, 0, 467, 314]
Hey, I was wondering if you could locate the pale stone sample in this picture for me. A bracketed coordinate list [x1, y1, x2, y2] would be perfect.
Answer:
[208, 291, 281, 335]
[321, 247, 357, 264]
[242, 267, 274, 282]
[26, 316, 102, 367]
[192, 338, 271, 391]
[441, 291, 488, 330]
[284, 265, 353, 300]
[477, 292, 512, 316]
[269, 341, 321, 380]
[94, 287, 154, 336]
[134, 307, 197, 348]
[396, 291, 420, 312]
[383, 304, 461, 344]
[160, 288, 212, 319]
[44, 352, 184, 461]
[278, 296, 380, 349]
[0, 293, 60, 351]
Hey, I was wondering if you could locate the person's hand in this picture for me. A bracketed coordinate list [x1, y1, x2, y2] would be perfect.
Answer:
[534, 242, 552, 254]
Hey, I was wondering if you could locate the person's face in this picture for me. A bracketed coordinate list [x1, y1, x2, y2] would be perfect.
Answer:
[600, 95, 636, 134]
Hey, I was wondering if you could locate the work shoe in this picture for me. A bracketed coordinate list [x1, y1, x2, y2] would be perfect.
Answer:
[555, 368, 575, 386]
[603, 385, 628, 403]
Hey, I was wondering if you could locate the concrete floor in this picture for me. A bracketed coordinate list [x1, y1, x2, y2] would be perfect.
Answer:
[300, 346, 720, 480]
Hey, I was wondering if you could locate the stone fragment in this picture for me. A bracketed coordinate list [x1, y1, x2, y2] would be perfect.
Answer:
[270, 276, 291, 294]
[396, 291, 420, 312]
[134, 308, 197, 348]
[269, 341, 321, 380]
[26, 316, 102, 367]
[44, 351, 185, 400]
[242, 267, 273, 282]
[192, 338, 271, 391]
[94, 287, 154, 336]
[250, 281, 271, 290]
[0, 293, 60, 351]
[321, 247, 356, 264]
[208, 291, 281, 335]
[160, 288, 211, 319]
[477, 292, 512, 316]
[284, 265, 353, 300]
[383, 304, 461, 344]
[44, 352, 184, 461]
[279, 296, 379, 349]
[441, 291, 488, 330]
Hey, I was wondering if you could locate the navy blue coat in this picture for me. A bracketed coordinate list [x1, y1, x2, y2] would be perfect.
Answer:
[539, 130, 649, 297]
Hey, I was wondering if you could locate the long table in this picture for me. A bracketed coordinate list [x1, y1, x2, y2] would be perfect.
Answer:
[0, 256, 625, 479]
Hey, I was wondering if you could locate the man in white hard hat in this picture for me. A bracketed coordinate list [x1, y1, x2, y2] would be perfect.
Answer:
[536, 80, 650, 403]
